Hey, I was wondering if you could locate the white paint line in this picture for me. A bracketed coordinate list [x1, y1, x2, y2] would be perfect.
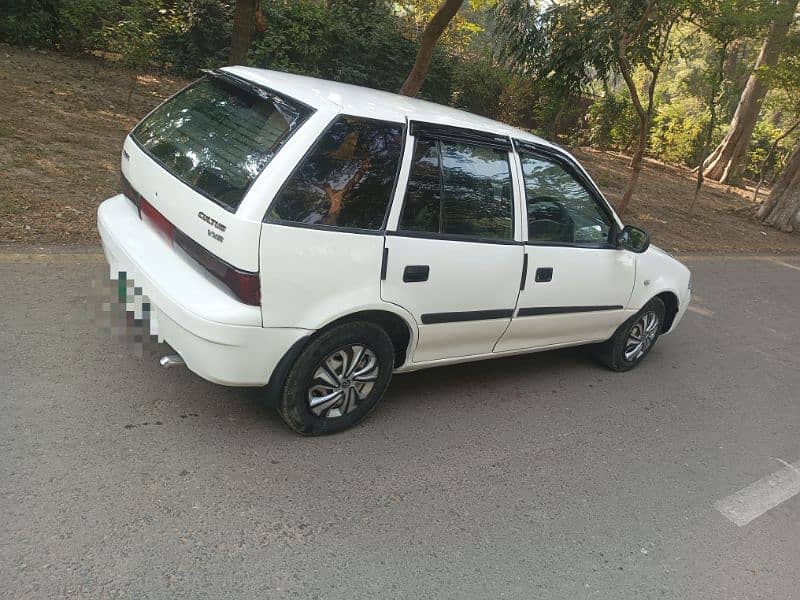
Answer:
[770, 258, 800, 273]
[715, 459, 800, 526]
[688, 305, 714, 317]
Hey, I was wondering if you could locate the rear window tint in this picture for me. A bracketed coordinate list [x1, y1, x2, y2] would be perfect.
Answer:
[268, 116, 404, 230]
[399, 138, 514, 241]
[132, 76, 310, 212]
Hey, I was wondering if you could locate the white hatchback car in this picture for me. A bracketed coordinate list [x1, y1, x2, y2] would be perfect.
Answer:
[98, 67, 691, 435]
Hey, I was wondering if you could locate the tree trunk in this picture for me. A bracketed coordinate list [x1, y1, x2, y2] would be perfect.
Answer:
[229, 0, 256, 66]
[757, 141, 800, 232]
[753, 119, 800, 202]
[619, 120, 648, 215]
[399, 0, 465, 97]
[690, 44, 728, 216]
[616, 59, 657, 215]
[703, 0, 798, 184]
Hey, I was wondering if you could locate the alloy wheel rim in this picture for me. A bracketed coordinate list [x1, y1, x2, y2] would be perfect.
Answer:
[623, 310, 659, 362]
[307, 345, 379, 418]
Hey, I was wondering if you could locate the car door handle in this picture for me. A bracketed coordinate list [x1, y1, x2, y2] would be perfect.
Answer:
[403, 265, 430, 283]
[535, 267, 553, 282]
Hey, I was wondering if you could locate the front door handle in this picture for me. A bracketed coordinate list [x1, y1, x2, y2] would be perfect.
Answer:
[403, 265, 430, 282]
[535, 267, 553, 282]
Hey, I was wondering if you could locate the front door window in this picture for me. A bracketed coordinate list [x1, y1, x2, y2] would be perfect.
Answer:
[520, 154, 612, 245]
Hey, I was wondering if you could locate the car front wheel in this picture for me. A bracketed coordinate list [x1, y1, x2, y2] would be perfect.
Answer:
[277, 321, 394, 435]
[596, 297, 665, 372]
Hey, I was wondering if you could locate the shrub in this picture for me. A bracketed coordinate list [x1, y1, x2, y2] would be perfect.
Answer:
[586, 89, 638, 151]
[0, 0, 60, 47]
[650, 97, 709, 167]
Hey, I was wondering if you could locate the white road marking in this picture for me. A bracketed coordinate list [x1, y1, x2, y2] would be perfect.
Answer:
[715, 459, 800, 526]
[688, 305, 714, 317]
[770, 259, 800, 273]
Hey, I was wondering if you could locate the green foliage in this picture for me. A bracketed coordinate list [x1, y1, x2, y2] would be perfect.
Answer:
[249, 0, 455, 103]
[586, 89, 639, 151]
[156, 0, 233, 74]
[650, 97, 710, 166]
[2, 0, 798, 184]
[0, 0, 60, 46]
[100, 0, 161, 70]
[58, 0, 112, 53]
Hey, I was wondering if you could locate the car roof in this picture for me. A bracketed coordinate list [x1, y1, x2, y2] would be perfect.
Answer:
[223, 66, 557, 150]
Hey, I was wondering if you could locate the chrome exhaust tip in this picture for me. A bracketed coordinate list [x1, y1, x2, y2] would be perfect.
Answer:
[159, 354, 185, 369]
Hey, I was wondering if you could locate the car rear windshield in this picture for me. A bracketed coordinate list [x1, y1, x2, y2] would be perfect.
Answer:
[131, 74, 311, 212]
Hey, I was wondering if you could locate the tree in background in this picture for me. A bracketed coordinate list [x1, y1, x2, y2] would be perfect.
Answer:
[757, 29, 800, 230]
[230, 0, 265, 65]
[702, 0, 798, 184]
[758, 140, 800, 230]
[612, 1, 679, 214]
[399, 0, 465, 96]
[229, 0, 255, 65]
[686, 0, 772, 214]
[498, 0, 679, 215]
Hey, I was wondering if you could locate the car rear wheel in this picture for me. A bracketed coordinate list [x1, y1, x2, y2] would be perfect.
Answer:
[277, 321, 394, 435]
[596, 297, 665, 372]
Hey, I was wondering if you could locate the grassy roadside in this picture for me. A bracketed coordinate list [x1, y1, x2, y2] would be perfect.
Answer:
[2, 44, 799, 254]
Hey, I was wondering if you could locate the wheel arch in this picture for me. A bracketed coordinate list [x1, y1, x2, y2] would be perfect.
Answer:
[315, 308, 416, 368]
[653, 290, 679, 333]
[262, 306, 417, 408]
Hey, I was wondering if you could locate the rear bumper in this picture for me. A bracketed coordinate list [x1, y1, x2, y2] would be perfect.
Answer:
[97, 194, 311, 386]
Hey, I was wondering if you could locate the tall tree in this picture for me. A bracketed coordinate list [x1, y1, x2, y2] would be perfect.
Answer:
[230, 0, 256, 65]
[613, 2, 678, 214]
[755, 27, 800, 228]
[400, 0, 465, 97]
[702, 0, 798, 184]
[498, 0, 678, 215]
[757, 139, 800, 230]
[686, 0, 769, 213]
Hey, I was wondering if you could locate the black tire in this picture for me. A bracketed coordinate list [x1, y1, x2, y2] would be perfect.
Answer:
[596, 297, 665, 372]
[276, 321, 394, 435]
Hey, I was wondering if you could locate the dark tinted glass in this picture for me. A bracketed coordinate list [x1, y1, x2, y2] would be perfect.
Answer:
[269, 116, 403, 230]
[440, 142, 513, 240]
[520, 154, 612, 244]
[398, 139, 440, 233]
[132, 77, 308, 211]
[399, 138, 514, 241]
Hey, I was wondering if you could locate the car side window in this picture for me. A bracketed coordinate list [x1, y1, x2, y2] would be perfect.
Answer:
[520, 153, 612, 245]
[399, 138, 514, 241]
[268, 116, 403, 230]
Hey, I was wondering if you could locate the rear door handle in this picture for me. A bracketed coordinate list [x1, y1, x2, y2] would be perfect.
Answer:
[535, 267, 553, 282]
[403, 265, 430, 282]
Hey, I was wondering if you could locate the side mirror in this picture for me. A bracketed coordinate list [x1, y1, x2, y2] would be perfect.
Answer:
[617, 225, 650, 253]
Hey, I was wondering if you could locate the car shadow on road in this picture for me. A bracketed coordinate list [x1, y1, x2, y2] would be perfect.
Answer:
[133, 343, 602, 438]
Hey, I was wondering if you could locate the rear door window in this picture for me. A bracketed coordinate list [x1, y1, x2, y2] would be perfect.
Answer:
[268, 116, 404, 231]
[399, 138, 514, 241]
[132, 75, 310, 212]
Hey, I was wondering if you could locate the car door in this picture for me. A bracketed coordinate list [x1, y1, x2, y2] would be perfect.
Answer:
[382, 124, 524, 363]
[495, 143, 636, 353]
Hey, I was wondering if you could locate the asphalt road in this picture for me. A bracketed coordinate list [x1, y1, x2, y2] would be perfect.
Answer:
[2, 251, 799, 599]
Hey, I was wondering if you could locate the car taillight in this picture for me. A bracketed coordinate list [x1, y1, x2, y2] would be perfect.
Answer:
[121, 174, 141, 209]
[122, 177, 260, 306]
[139, 197, 175, 244]
[175, 231, 261, 306]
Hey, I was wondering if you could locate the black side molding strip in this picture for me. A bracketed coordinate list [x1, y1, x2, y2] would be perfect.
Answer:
[517, 305, 623, 317]
[380, 247, 388, 280]
[519, 254, 528, 290]
[421, 309, 514, 325]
